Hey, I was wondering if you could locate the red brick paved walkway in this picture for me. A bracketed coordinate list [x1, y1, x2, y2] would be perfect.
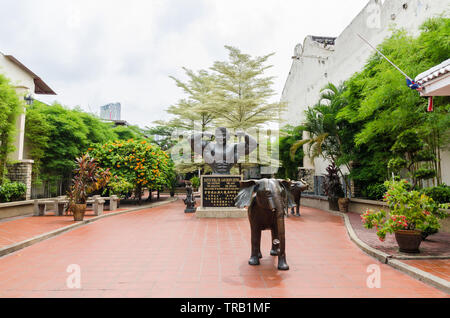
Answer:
[347, 211, 450, 281]
[0, 208, 125, 249]
[0, 200, 447, 298]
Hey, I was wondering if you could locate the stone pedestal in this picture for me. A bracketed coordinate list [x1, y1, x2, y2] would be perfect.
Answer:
[196, 175, 247, 218]
[7, 159, 34, 200]
[196, 207, 247, 218]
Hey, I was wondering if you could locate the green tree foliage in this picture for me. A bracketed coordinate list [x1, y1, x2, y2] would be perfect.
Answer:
[145, 123, 177, 151]
[210, 46, 286, 130]
[112, 125, 146, 141]
[0, 74, 22, 183]
[25, 101, 126, 180]
[337, 17, 450, 189]
[276, 125, 304, 180]
[168, 69, 217, 131]
[169, 46, 286, 131]
[290, 83, 351, 193]
[88, 139, 175, 201]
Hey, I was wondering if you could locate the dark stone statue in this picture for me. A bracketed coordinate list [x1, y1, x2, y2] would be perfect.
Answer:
[235, 179, 295, 271]
[184, 181, 196, 213]
[189, 127, 257, 175]
[288, 179, 309, 217]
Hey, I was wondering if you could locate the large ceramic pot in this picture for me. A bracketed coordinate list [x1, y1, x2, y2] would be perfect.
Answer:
[395, 230, 422, 253]
[328, 197, 339, 211]
[71, 204, 87, 221]
[338, 198, 350, 213]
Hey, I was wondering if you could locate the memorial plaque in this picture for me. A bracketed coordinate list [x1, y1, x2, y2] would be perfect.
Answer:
[201, 175, 242, 208]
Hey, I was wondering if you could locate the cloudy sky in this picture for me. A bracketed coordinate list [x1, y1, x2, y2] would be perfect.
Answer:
[0, 0, 370, 128]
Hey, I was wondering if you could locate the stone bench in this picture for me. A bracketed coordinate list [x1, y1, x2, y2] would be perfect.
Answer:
[34, 197, 106, 217]
[89, 195, 119, 211]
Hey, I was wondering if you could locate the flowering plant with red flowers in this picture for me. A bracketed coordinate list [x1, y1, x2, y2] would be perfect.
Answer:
[361, 180, 448, 241]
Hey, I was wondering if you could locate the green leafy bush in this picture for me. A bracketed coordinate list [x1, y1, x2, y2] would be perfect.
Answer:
[361, 180, 448, 241]
[190, 176, 200, 190]
[364, 183, 387, 201]
[420, 185, 450, 204]
[0, 181, 26, 202]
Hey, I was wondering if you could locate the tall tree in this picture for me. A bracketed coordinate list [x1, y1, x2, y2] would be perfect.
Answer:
[208, 46, 286, 130]
[168, 68, 216, 131]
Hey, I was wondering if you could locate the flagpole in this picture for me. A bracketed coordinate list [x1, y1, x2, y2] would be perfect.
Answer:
[356, 33, 414, 81]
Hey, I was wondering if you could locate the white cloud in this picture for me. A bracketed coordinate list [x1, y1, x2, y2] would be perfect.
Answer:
[0, 0, 370, 128]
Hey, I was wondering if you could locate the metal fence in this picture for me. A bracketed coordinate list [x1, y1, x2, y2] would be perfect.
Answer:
[312, 175, 351, 197]
[31, 179, 72, 199]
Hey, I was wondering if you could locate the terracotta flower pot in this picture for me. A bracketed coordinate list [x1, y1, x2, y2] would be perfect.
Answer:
[338, 198, 350, 213]
[395, 230, 422, 253]
[71, 204, 87, 221]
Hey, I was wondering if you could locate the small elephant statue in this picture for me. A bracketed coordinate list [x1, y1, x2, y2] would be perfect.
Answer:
[288, 179, 309, 217]
[235, 179, 295, 271]
[184, 181, 196, 213]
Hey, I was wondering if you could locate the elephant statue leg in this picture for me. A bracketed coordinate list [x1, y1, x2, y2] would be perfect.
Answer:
[276, 212, 289, 271]
[270, 228, 279, 256]
[295, 193, 301, 216]
[249, 227, 262, 266]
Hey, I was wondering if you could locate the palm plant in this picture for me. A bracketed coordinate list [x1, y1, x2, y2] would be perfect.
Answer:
[290, 83, 351, 195]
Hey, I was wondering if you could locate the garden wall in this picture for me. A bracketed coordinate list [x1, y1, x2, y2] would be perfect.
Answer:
[0, 200, 34, 220]
[301, 195, 450, 233]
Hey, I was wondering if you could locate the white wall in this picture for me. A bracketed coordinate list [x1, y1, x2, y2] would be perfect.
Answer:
[0, 53, 35, 162]
[281, 0, 450, 183]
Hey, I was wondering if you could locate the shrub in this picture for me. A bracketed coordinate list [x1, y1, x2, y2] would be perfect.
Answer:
[190, 176, 200, 190]
[364, 183, 387, 201]
[88, 139, 174, 200]
[420, 185, 450, 204]
[361, 180, 448, 241]
[0, 181, 26, 202]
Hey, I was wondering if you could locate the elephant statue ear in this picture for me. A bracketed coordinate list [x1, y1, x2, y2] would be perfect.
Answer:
[278, 180, 297, 209]
[235, 180, 257, 209]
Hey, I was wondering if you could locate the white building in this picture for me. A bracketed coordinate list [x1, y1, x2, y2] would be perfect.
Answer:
[0, 52, 56, 199]
[280, 0, 450, 190]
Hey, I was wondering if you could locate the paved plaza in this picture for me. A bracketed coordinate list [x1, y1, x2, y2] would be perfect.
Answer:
[0, 198, 447, 298]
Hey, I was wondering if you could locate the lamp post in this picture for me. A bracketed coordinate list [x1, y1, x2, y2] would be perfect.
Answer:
[24, 94, 34, 105]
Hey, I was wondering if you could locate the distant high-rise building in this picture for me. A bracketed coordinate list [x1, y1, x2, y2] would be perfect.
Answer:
[100, 103, 121, 121]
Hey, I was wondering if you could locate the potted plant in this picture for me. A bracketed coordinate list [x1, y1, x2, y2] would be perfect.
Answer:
[361, 180, 448, 253]
[323, 163, 345, 211]
[67, 154, 110, 221]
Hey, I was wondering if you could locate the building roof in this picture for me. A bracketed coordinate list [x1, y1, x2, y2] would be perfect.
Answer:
[4, 55, 56, 95]
[415, 59, 450, 85]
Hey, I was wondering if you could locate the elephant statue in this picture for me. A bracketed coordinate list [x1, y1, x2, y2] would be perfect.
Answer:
[235, 179, 295, 271]
[288, 179, 309, 217]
